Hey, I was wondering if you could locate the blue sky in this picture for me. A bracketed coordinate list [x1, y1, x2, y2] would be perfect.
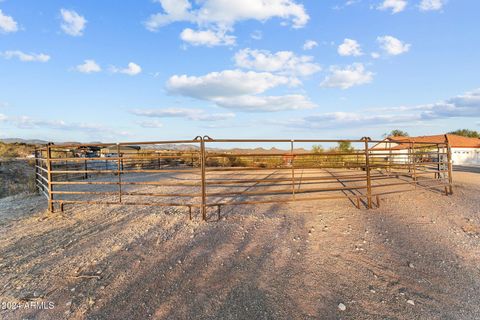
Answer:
[0, 0, 479, 142]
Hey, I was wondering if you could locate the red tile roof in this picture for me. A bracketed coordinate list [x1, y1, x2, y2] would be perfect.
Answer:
[387, 134, 480, 148]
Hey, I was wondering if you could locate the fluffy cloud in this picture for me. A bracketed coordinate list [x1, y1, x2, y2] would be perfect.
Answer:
[214, 94, 316, 112]
[132, 108, 235, 121]
[4, 115, 129, 137]
[234, 48, 321, 78]
[377, 0, 407, 14]
[0, 9, 18, 33]
[60, 9, 87, 36]
[0, 113, 7, 121]
[111, 62, 142, 76]
[166, 69, 315, 111]
[137, 120, 164, 128]
[180, 28, 235, 46]
[419, 0, 445, 11]
[1, 50, 50, 62]
[320, 63, 373, 89]
[145, 0, 309, 46]
[281, 88, 480, 130]
[303, 40, 318, 50]
[377, 35, 411, 55]
[337, 38, 363, 56]
[167, 70, 289, 100]
[75, 60, 101, 73]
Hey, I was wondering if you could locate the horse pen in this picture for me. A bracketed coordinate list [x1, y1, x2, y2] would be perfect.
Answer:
[33, 136, 453, 220]
[3, 136, 480, 319]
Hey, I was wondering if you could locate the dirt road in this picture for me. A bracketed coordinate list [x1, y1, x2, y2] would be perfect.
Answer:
[0, 170, 479, 319]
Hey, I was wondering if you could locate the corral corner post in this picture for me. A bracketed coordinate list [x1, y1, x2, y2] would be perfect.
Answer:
[198, 136, 207, 221]
[46, 144, 54, 213]
[363, 137, 372, 209]
[444, 134, 454, 195]
[34, 147, 39, 195]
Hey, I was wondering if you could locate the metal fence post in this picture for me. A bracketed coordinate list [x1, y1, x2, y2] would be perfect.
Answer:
[34, 148, 39, 194]
[291, 139, 295, 200]
[200, 137, 207, 220]
[363, 138, 372, 209]
[46, 145, 54, 213]
[412, 141, 417, 188]
[445, 135, 453, 195]
[117, 143, 122, 203]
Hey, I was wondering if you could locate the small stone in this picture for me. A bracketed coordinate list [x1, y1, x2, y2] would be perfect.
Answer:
[338, 303, 346, 311]
[408, 262, 414, 268]
[407, 300, 415, 305]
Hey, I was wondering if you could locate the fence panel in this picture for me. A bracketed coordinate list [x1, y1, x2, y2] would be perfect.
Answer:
[34, 136, 453, 220]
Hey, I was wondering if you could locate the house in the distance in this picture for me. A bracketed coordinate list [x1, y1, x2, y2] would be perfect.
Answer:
[372, 134, 480, 166]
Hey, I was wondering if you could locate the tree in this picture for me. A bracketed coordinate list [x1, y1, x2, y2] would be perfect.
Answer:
[311, 145, 324, 153]
[448, 129, 480, 138]
[385, 129, 409, 137]
[337, 141, 353, 152]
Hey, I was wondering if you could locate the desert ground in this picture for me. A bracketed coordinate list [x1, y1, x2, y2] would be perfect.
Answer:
[0, 167, 479, 319]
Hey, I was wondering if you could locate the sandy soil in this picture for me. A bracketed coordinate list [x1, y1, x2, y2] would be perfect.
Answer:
[0, 169, 479, 319]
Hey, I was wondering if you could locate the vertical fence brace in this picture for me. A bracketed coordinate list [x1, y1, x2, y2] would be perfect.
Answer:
[198, 136, 207, 221]
[291, 140, 295, 201]
[34, 148, 39, 194]
[117, 143, 122, 203]
[363, 138, 372, 209]
[412, 141, 417, 188]
[445, 135, 454, 195]
[46, 144, 54, 213]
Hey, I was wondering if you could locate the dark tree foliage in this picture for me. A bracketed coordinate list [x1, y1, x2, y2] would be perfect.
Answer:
[385, 129, 409, 137]
[448, 129, 480, 138]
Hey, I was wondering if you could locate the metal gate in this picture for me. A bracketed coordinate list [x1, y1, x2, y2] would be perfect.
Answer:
[34, 136, 453, 220]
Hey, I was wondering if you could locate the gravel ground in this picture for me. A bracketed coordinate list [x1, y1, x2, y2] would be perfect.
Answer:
[0, 169, 479, 319]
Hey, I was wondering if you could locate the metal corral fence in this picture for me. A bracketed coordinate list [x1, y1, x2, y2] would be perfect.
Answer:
[34, 135, 453, 220]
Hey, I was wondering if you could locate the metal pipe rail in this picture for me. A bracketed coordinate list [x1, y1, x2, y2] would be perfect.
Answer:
[34, 136, 453, 220]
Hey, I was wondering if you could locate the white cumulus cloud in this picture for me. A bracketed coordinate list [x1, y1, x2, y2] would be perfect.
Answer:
[337, 38, 363, 56]
[234, 48, 321, 78]
[180, 28, 235, 46]
[303, 40, 318, 50]
[320, 63, 373, 89]
[111, 62, 142, 76]
[1, 50, 50, 62]
[214, 94, 316, 112]
[377, 35, 411, 55]
[60, 9, 87, 36]
[145, 0, 309, 46]
[377, 0, 407, 14]
[75, 59, 101, 73]
[132, 108, 235, 121]
[166, 69, 315, 112]
[0, 9, 18, 33]
[276, 88, 480, 130]
[419, 0, 445, 11]
[167, 70, 289, 100]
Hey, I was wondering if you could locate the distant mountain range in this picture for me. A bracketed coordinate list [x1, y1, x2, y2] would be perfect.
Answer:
[1, 138, 50, 145]
[0, 138, 308, 153]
